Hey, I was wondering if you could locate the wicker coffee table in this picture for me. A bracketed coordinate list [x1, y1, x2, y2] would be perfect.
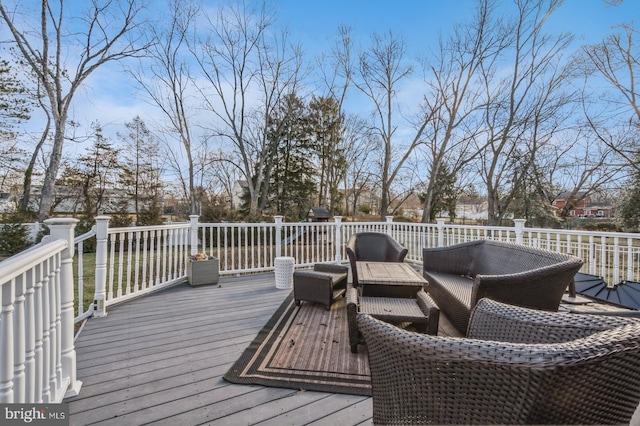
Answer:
[348, 289, 440, 352]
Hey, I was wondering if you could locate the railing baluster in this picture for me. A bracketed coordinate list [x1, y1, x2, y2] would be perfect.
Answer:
[126, 231, 133, 294]
[13, 273, 26, 402]
[24, 269, 36, 403]
[108, 235, 116, 300]
[0, 278, 16, 403]
[77, 241, 84, 314]
[117, 234, 125, 298]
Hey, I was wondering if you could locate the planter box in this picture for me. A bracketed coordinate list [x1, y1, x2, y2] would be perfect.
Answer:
[187, 258, 220, 286]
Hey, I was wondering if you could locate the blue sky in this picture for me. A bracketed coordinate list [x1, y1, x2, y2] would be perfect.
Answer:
[274, 0, 636, 57]
[9, 0, 640, 154]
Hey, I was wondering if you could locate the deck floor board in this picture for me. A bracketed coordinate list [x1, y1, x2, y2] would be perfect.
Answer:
[67, 273, 377, 426]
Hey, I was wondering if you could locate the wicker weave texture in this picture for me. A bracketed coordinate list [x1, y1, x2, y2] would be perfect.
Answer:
[358, 298, 640, 425]
[423, 240, 584, 334]
[293, 263, 348, 310]
[347, 282, 439, 353]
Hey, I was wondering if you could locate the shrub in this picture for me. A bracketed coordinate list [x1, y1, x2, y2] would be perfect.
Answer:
[0, 213, 32, 256]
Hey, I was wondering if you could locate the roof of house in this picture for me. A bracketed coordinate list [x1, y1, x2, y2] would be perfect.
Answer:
[308, 207, 331, 219]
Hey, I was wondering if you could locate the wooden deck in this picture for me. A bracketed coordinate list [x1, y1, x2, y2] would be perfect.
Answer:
[65, 271, 640, 425]
[66, 274, 377, 426]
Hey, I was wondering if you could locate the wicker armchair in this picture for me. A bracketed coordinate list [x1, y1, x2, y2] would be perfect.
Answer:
[423, 240, 583, 333]
[358, 298, 640, 425]
[346, 232, 408, 286]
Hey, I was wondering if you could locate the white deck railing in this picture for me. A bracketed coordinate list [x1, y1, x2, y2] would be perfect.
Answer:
[3, 213, 640, 402]
[0, 219, 82, 403]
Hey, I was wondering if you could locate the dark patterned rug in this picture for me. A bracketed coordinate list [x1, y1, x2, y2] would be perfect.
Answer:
[223, 292, 371, 396]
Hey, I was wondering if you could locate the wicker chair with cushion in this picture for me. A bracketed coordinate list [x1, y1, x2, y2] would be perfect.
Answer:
[346, 232, 408, 286]
[293, 263, 348, 310]
[422, 240, 583, 334]
[358, 298, 640, 425]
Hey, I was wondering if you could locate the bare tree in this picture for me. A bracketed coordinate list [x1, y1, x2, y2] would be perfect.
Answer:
[131, 0, 199, 214]
[342, 114, 380, 219]
[317, 25, 354, 110]
[355, 31, 428, 219]
[418, 0, 508, 222]
[475, 0, 575, 225]
[192, 1, 304, 220]
[0, 0, 152, 220]
[582, 22, 640, 172]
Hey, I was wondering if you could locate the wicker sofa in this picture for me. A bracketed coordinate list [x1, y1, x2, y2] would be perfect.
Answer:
[346, 232, 408, 286]
[358, 298, 640, 425]
[422, 240, 583, 333]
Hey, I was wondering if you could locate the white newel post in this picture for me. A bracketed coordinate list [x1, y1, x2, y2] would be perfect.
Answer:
[94, 216, 110, 318]
[514, 219, 526, 245]
[44, 218, 82, 399]
[385, 216, 394, 235]
[274, 216, 283, 259]
[189, 215, 199, 256]
[436, 219, 445, 247]
[334, 216, 342, 263]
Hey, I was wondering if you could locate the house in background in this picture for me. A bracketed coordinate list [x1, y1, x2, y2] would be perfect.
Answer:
[551, 191, 615, 218]
[231, 180, 248, 211]
[307, 207, 331, 222]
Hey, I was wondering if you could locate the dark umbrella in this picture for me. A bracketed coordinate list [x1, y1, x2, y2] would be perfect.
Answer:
[573, 272, 640, 311]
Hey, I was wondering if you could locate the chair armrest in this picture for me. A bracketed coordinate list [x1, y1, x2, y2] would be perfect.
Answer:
[386, 238, 408, 262]
[470, 258, 583, 312]
[467, 298, 640, 343]
[346, 282, 361, 352]
[416, 290, 439, 335]
[293, 270, 332, 281]
[313, 263, 349, 274]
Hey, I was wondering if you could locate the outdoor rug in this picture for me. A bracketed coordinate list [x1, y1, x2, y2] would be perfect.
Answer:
[223, 292, 371, 396]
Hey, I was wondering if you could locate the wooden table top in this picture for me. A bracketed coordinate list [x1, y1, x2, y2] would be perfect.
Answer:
[356, 261, 427, 286]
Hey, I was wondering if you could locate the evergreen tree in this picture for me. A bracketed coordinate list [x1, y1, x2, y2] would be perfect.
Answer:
[420, 164, 457, 222]
[117, 116, 163, 225]
[0, 57, 31, 197]
[0, 57, 30, 141]
[308, 96, 347, 214]
[57, 122, 120, 222]
[265, 93, 317, 220]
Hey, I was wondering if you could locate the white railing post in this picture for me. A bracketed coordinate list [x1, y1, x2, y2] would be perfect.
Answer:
[274, 216, 283, 259]
[334, 216, 343, 263]
[436, 219, 445, 247]
[385, 216, 394, 235]
[94, 216, 110, 318]
[189, 215, 199, 256]
[44, 218, 82, 399]
[514, 219, 526, 244]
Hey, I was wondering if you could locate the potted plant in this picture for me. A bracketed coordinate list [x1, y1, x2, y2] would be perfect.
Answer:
[187, 252, 219, 286]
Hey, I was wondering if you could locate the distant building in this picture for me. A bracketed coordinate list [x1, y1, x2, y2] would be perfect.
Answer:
[0, 192, 14, 213]
[552, 191, 615, 218]
[231, 180, 248, 210]
[306, 207, 331, 222]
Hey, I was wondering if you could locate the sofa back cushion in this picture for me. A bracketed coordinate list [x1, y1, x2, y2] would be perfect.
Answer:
[469, 241, 571, 276]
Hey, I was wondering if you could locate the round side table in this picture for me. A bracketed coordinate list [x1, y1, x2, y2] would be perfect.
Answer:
[274, 256, 295, 289]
